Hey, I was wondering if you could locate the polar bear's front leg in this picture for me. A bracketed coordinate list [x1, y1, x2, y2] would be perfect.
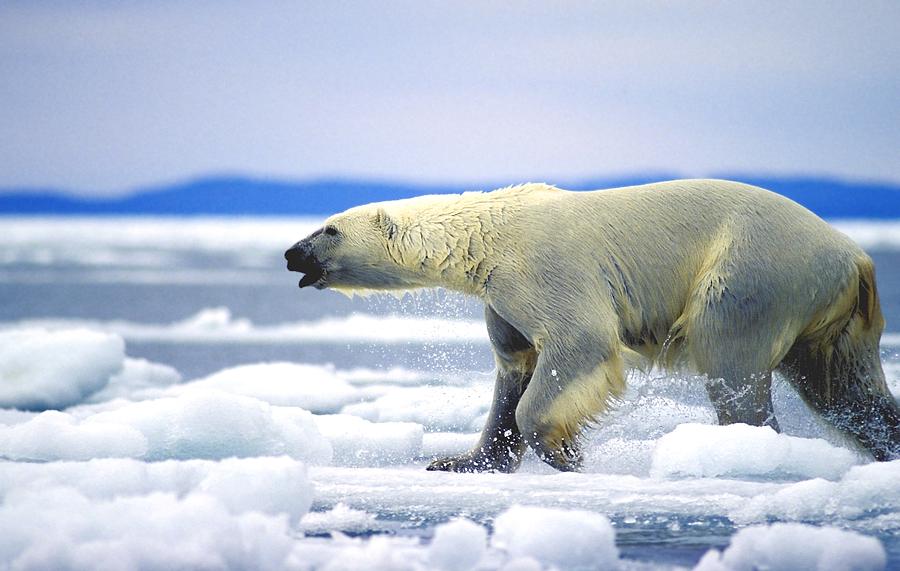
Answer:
[427, 306, 535, 473]
[427, 354, 533, 472]
[516, 336, 626, 472]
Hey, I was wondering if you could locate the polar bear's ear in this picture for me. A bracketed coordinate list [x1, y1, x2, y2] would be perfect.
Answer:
[374, 208, 398, 240]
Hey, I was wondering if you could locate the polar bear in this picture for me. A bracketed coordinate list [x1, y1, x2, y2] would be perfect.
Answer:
[285, 179, 899, 472]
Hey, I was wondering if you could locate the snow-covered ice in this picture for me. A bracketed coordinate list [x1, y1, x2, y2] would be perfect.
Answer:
[0, 328, 125, 410]
[298, 504, 382, 535]
[0, 457, 313, 522]
[88, 392, 334, 463]
[650, 423, 860, 480]
[0, 391, 335, 464]
[0, 410, 147, 461]
[341, 384, 492, 432]
[315, 414, 424, 467]
[694, 523, 887, 571]
[0, 312, 897, 569]
[730, 459, 900, 524]
[85, 357, 182, 403]
[492, 505, 619, 570]
[428, 518, 488, 571]
[2, 308, 488, 344]
[149, 361, 363, 412]
[0, 456, 315, 570]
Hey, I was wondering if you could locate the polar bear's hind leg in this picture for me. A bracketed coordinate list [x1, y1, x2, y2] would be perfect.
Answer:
[679, 242, 785, 430]
[778, 256, 900, 460]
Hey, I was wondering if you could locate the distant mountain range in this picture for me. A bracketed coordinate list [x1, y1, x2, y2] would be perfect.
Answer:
[1, 175, 899, 218]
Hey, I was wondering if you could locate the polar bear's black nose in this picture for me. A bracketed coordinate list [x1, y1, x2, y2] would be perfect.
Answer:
[285, 241, 314, 271]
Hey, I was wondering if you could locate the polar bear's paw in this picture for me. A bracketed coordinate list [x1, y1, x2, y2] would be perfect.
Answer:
[426, 450, 519, 473]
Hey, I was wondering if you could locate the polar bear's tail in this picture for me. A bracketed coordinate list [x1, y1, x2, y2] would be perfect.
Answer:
[779, 255, 900, 461]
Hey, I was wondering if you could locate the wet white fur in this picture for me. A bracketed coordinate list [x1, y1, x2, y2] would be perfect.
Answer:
[322, 180, 882, 449]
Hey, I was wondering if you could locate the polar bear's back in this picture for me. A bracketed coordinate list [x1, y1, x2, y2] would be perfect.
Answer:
[567, 179, 852, 247]
[518, 179, 863, 268]
[488, 179, 867, 357]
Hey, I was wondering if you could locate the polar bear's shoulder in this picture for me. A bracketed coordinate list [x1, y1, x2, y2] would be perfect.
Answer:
[491, 183, 561, 196]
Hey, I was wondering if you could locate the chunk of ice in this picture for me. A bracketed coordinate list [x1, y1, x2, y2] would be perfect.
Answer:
[341, 385, 491, 432]
[428, 518, 488, 571]
[0, 456, 314, 570]
[651, 423, 859, 480]
[0, 487, 297, 571]
[149, 362, 362, 413]
[87, 392, 333, 463]
[314, 414, 423, 467]
[290, 534, 425, 571]
[299, 504, 380, 535]
[0, 456, 313, 522]
[732, 459, 900, 524]
[0, 410, 147, 461]
[196, 456, 314, 524]
[0, 328, 124, 410]
[85, 357, 181, 403]
[694, 523, 886, 571]
[492, 505, 619, 570]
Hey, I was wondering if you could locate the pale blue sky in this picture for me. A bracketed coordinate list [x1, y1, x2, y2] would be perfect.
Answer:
[1, 1, 899, 194]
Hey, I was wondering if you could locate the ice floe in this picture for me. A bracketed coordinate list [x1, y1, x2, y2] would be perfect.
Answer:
[428, 518, 488, 571]
[341, 384, 492, 432]
[0, 389, 436, 467]
[650, 423, 860, 480]
[694, 523, 886, 571]
[730, 459, 900, 525]
[148, 361, 363, 413]
[85, 357, 182, 403]
[832, 219, 900, 252]
[290, 533, 427, 571]
[2, 308, 488, 344]
[0, 328, 125, 410]
[1, 392, 333, 464]
[315, 414, 423, 467]
[14, 306, 894, 349]
[298, 504, 381, 535]
[0, 410, 147, 461]
[0, 471, 887, 571]
[0, 318, 897, 568]
[88, 392, 333, 462]
[0, 488, 299, 571]
[0, 456, 314, 570]
[493, 505, 619, 570]
[0, 216, 321, 268]
[0, 457, 313, 523]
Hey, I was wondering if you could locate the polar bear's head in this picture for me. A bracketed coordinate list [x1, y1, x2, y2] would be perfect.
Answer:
[285, 205, 404, 292]
[284, 198, 454, 294]
[285, 188, 544, 295]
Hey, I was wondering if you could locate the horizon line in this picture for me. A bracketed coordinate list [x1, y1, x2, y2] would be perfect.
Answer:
[2, 170, 900, 199]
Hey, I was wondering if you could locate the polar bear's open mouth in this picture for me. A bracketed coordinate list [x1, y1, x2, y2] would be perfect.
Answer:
[285, 242, 327, 289]
[296, 266, 325, 289]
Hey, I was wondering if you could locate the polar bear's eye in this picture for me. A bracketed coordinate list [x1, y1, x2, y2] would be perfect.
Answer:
[324, 226, 339, 237]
